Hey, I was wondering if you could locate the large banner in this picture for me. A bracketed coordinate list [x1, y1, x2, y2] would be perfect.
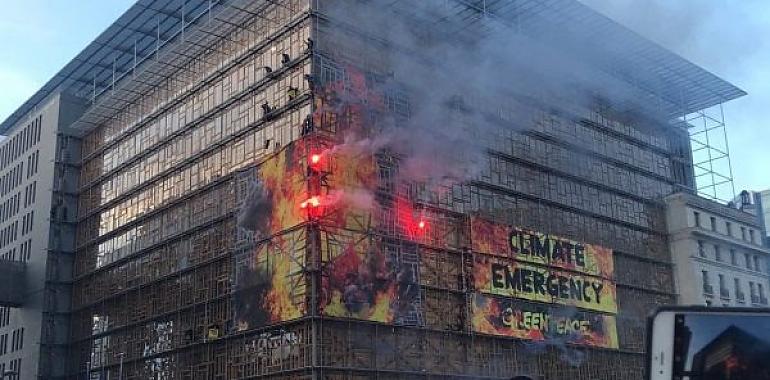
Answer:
[319, 231, 422, 325]
[233, 144, 311, 331]
[233, 229, 308, 330]
[470, 217, 614, 279]
[471, 294, 618, 348]
[473, 255, 617, 314]
[470, 217, 618, 347]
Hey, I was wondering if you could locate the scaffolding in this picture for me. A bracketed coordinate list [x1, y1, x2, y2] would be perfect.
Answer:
[55, 0, 746, 379]
[680, 103, 736, 203]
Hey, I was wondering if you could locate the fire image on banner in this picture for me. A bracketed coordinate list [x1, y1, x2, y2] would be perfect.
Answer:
[472, 294, 618, 348]
[233, 144, 311, 330]
[319, 232, 422, 324]
[317, 136, 423, 325]
[470, 217, 618, 348]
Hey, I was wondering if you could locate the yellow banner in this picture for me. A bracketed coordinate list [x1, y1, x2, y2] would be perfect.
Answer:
[470, 217, 614, 279]
[473, 255, 618, 314]
[471, 294, 618, 348]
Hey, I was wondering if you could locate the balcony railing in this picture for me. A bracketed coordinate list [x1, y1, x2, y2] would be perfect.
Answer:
[704, 284, 714, 295]
[751, 295, 761, 304]
[720, 288, 730, 299]
[737, 291, 746, 302]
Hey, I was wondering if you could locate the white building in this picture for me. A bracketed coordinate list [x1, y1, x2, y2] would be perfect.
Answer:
[666, 192, 770, 307]
[0, 93, 84, 379]
[734, 189, 770, 247]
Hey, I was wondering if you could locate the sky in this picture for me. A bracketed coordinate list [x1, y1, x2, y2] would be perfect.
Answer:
[0, 1, 767, 193]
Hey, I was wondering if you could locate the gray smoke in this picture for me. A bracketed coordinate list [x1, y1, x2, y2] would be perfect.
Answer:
[314, 1, 656, 367]
[318, 0, 671, 193]
[237, 179, 272, 235]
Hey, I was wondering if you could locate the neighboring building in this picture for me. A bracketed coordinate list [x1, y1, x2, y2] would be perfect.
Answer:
[666, 192, 770, 307]
[0, 93, 84, 378]
[0, 1, 747, 379]
[734, 189, 770, 247]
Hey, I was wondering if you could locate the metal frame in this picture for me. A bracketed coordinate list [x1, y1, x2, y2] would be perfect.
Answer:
[681, 103, 736, 203]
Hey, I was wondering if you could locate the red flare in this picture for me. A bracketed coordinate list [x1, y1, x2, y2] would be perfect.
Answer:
[311, 154, 321, 164]
[418, 220, 426, 229]
[301, 196, 321, 209]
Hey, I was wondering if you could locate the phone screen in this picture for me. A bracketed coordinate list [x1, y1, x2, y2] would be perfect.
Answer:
[673, 313, 770, 379]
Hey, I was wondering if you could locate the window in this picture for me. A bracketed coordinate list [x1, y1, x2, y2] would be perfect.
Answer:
[714, 245, 721, 261]
[742, 227, 747, 240]
[750, 281, 757, 299]
[718, 274, 727, 298]
[726, 221, 732, 236]
[694, 211, 701, 227]
[702, 270, 712, 294]
[750, 229, 756, 243]
[730, 249, 737, 265]
[735, 278, 744, 301]
[746, 253, 752, 270]
[755, 256, 762, 272]
[0, 307, 9, 327]
[760, 284, 767, 303]
[710, 216, 717, 231]
[698, 240, 705, 257]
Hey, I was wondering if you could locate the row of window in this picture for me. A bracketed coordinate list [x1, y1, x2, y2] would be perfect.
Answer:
[84, 65, 308, 211]
[83, 10, 308, 157]
[0, 222, 18, 250]
[0, 162, 23, 198]
[0, 150, 40, 200]
[83, 27, 309, 181]
[0, 114, 41, 168]
[0, 247, 15, 261]
[0, 307, 9, 327]
[694, 210, 758, 244]
[4, 358, 21, 379]
[697, 240, 765, 272]
[26, 150, 40, 179]
[23, 181, 37, 208]
[86, 106, 306, 242]
[21, 211, 35, 236]
[0, 211, 34, 251]
[703, 271, 768, 304]
[9, 328, 23, 352]
[0, 192, 20, 224]
[18, 239, 32, 262]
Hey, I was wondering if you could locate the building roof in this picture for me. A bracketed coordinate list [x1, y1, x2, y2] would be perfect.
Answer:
[0, 0, 747, 135]
[0, 0, 234, 135]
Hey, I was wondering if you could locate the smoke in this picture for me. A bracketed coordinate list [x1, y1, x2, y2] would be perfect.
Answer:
[237, 179, 272, 235]
[317, 0, 670, 195]
[312, 2, 664, 369]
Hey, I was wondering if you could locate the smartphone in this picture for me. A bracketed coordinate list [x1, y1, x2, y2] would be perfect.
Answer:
[648, 306, 770, 380]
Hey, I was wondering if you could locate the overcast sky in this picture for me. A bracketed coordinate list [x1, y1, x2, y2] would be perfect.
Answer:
[0, 1, 767, 194]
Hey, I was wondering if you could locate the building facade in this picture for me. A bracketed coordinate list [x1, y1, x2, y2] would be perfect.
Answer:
[666, 192, 770, 307]
[0, 1, 748, 379]
[734, 189, 770, 247]
[0, 93, 84, 379]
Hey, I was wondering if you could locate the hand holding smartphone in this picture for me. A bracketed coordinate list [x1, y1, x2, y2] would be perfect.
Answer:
[648, 306, 770, 380]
